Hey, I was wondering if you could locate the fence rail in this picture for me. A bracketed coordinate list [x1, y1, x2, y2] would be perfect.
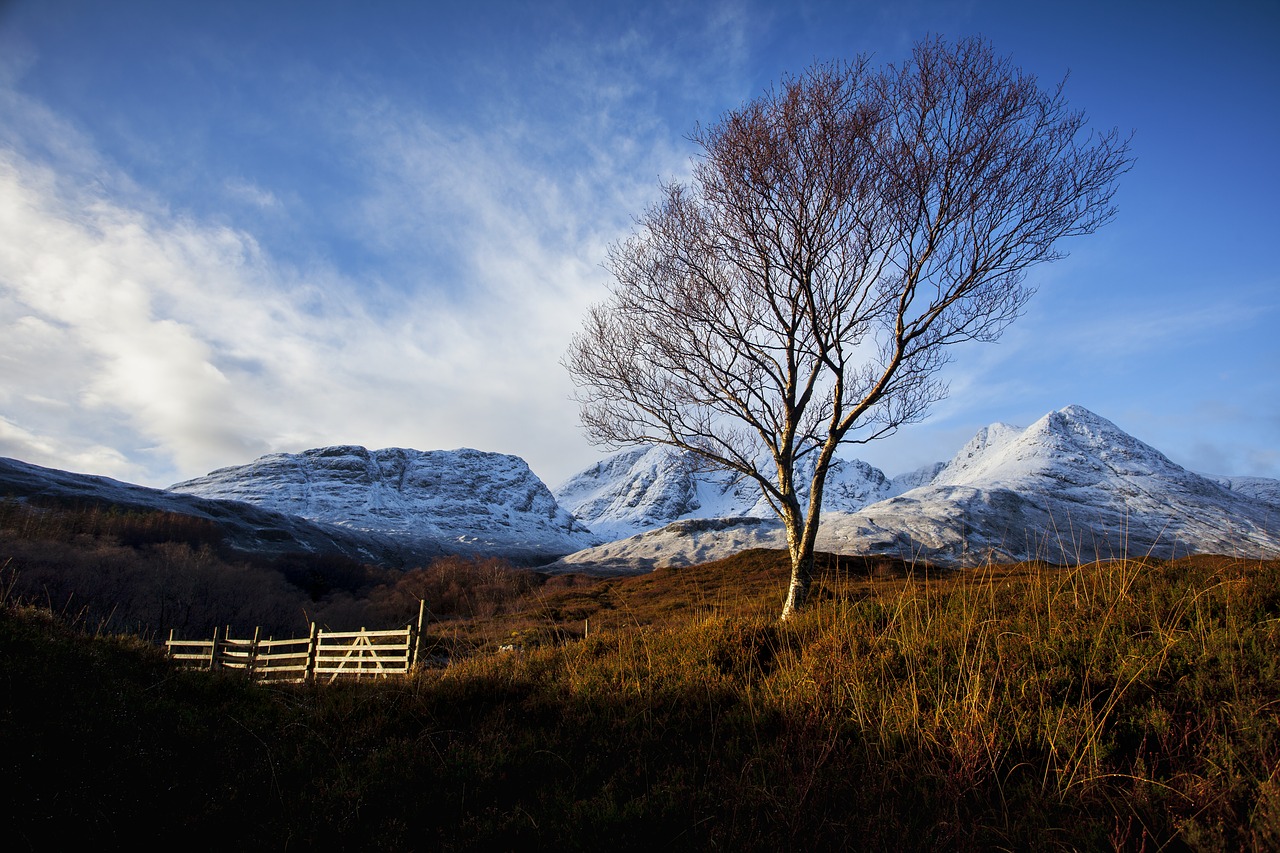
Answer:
[166, 601, 427, 683]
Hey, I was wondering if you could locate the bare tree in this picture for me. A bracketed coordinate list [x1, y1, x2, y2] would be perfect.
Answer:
[565, 37, 1132, 619]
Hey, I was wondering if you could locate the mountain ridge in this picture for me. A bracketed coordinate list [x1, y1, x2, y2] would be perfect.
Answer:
[0, 455, 443, 565]
[169, 445, 598, 563]
[3, 405, 1276, 573]
[549, 405, 1280, 572]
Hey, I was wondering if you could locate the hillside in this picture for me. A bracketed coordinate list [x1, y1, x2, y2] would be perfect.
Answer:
[0, 455, 433, 564]
[3, 551, 1278, 850]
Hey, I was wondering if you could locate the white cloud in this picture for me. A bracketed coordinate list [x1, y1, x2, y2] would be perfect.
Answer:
[0, 56, 680, 488]
[0, 413, 144, 482]
[0, 152, 275, 474]
[223, 178, 282, 211]
[0, 2, 750, 492]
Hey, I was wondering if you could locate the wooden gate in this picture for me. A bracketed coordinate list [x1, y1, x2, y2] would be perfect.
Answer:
[166, 601, 428, 683]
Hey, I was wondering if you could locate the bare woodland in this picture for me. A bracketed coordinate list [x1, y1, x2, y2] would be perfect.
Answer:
[565, 37, 1132, 618]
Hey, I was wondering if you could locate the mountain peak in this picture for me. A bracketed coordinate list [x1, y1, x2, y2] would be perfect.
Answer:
[553, 405, 1280, 573]
[928, 405, 1186, 492]
[555, 445, 897, 540]
[171, 445, 597, 562]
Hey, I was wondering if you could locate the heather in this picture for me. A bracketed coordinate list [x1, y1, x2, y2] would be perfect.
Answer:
[2, 538, 1276, 850]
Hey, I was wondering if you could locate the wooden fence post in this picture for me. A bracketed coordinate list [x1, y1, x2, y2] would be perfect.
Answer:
[249, 626, 261, 676]
[168, 621, 422, 683]
[304, 621, 319, 683]
[412, 599, 427, 669]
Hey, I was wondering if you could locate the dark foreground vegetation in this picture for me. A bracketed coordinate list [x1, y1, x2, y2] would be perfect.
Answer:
[2, 502, 1278, 850]
[0, 496, 546, 642]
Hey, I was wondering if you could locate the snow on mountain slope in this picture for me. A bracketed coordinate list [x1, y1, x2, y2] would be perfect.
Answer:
[547, 517, 786, 576]
[551, 406, 1280, 573]
[553, 446, 735, 540]
[1208, 476, 1280, 509]
[809, 405, 1280, 565]
[554, 445, 893, 539]
[0, 455, 435, 563]
[885, 461, 947, 497]
[927, 422, 1025, 486]
[170, 446, 598, 563]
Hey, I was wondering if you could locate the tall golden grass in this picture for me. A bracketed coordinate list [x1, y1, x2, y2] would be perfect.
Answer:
[1, 509, 1276, 849]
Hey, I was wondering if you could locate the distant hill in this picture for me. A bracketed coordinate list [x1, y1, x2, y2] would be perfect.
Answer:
[0, 454, 435, 565]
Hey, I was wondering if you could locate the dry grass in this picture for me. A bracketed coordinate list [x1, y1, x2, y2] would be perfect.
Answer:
[412, 551, 1280, 849]
[1, 501, 1276, 850]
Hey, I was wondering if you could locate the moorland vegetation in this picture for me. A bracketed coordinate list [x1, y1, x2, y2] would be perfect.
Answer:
[2, 501, 1277, 849]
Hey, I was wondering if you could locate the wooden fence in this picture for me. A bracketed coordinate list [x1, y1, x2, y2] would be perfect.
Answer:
[166, 601, 428, 684]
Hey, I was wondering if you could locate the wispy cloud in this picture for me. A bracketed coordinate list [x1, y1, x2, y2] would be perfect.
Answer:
[0, 141, 556, 484]
[223, 178, 282, 211]
[6, 0, 1270, 492]
[0, 11, 709, 488]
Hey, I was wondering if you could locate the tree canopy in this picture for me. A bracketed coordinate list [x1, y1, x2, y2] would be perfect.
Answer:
[565, 37, 1132, 619]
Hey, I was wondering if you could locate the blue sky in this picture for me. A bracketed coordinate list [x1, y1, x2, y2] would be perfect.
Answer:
[0, 0, 1276, 489]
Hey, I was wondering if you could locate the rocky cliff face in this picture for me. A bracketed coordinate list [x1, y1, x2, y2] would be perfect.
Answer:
[170, 446, 598, 563]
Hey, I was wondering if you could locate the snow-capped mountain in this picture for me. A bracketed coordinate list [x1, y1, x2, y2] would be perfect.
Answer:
[554, 445, 894, 539]
[170, 446, 598, 563]
[550, 405, 1280, 572]
[0, 455, 435, 564]
[926, 422, 1024, 486]
[884, 461, 948, 497]
[7, 405, 1277, 575]
[819, 405, 1280, 564]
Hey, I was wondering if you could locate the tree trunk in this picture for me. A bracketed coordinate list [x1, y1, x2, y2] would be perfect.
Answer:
[780, 502, 818, 620]
[777, 492, 813, 620]
[780, 546, 814, 621]
[779, 452, 832, 621]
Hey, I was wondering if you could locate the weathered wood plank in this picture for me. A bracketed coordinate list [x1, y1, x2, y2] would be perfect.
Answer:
[317, 628, 412, 639]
